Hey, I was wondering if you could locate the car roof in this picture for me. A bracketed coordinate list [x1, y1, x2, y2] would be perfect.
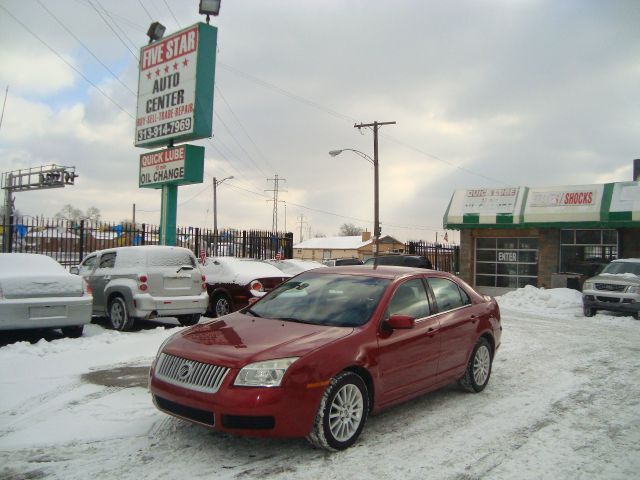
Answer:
[313, 265, 446, 280]
[612, 258, 640, 263]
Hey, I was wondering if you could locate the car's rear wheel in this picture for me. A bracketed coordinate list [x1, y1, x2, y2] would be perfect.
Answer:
[583, 304, 595, 317]
[307, 371, 369, 451]
[61, 325, 84, 338]
[108, 296, 135, 331]
[210, 293, 231, 318]
[177, 314, 201, 326]
[459, 337, 493, 393]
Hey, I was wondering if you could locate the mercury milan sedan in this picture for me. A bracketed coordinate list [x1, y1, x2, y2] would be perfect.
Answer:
[149, 266, 502, 451]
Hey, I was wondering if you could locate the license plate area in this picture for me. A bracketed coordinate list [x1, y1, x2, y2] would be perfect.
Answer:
[30, 305, 66, 319]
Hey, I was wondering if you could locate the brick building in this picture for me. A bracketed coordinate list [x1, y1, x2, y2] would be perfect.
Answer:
[444, 181, 640, 295]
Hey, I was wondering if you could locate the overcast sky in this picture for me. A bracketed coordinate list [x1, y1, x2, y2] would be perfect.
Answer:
[0, 0, 638, 243]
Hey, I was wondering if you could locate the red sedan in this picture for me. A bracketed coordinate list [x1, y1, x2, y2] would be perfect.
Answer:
[149, 266, 502, 451]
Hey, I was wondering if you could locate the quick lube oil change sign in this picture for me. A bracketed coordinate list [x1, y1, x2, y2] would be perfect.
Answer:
[139, 144, 204, 188]
[135, 23, 217, 148]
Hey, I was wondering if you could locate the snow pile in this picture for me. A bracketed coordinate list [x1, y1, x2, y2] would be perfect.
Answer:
[497, 285, 583, 318]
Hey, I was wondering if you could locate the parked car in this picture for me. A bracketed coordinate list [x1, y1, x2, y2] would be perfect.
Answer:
[201, 257, 291, 317]
[363, 254, 433, 269]
[71, 246, 208, 331]
[322, 257, 363, 267]
[150, 265, 501, 451]
[0, 253, 92, 337]
[263, 259, 326, 275]
[582, 258, 640, 319]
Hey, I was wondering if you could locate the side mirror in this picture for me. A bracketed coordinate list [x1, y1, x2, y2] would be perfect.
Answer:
[247, 297, 259, 305]
[70, 266, 79, 275]
[386, 314, 415, 329]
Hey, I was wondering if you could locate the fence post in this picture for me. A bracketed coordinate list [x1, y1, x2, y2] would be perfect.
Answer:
[194, 227, 200, 256]
[242, 230, 247, 258]
[141, 224, 146, 246]
[78, 220, 85, 263]
[435, 243, 440, 271]
[285, 232, 293, 259]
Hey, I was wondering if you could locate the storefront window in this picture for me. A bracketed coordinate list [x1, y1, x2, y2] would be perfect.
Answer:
[559, 229, 617, 276]
[475, 237, 538, 289]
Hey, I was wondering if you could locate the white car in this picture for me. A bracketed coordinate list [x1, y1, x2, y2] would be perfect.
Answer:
[201, 257, 291, 317]
[582, 258, 640, 319]
[264, 259, 326, 275]
[0, 253, 92, 337]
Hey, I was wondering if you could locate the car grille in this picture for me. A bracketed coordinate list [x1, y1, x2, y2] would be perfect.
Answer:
[155, 353, 229, 393]
[595, 283, 626, 292]
[596, 296, 621, 303]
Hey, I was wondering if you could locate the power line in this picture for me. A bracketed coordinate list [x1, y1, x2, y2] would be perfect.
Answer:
[0, 4, 135, 119]
[137, 0, 154, 22]
[87, 0, 139, 61]
[36, 0, 136, 97]
[266, 175, 287, 232]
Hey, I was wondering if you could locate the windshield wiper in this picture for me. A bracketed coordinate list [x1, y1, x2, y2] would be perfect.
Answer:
[275, 317, 314, 325]
[176, 265, 194, 273]
[245, 308, 262, 317]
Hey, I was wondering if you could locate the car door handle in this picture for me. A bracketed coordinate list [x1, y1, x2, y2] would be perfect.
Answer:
[427, 327, 439, 336]
[470, 315, 477, 323]
[104, 275, 111, 280]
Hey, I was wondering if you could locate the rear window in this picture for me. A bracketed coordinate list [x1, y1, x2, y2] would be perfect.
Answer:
[146, 249, 196, 267]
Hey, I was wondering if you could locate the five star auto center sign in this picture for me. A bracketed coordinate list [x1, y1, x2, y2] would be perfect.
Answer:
[135, 23, 217, 149]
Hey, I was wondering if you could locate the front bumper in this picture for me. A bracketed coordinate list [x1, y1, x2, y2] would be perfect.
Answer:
[582, 293, 640, 315]
[149, 369, 324, 438]
[132, 292, 208, 318]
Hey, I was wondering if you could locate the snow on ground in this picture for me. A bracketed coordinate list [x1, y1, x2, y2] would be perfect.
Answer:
[1, 288, 639, 479]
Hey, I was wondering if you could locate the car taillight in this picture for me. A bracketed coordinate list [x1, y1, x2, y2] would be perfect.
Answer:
[138, 274, 149, 292]
[82, 279, 92, 296]
[250, 280, 264, 292]
[201, 274, 206, 282]
[201, 274, 207, 291]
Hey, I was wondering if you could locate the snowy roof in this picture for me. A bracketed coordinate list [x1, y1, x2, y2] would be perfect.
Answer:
[293, 235, 402, 250]
[293, 236, 367, 250]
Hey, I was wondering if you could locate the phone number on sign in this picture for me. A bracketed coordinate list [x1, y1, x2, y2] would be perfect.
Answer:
[137, 118, 192, 142]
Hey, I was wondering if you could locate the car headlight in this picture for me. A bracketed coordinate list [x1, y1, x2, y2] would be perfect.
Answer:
[583, 281, 595, 291]
[626, 285, 640, 294]
[234, 357, 299, 387]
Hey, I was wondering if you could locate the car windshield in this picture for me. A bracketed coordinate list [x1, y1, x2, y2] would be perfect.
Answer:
[249, 271, 390, 327]
[601, 261, 640, 276]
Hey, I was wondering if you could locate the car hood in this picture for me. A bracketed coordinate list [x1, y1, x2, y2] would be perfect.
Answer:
[588, 273, 640, 286]
[162, 312, 354, 368]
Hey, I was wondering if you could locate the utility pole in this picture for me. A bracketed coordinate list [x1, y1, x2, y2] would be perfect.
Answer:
[297, 213, 308, 242]
[354, 120, 396, 258]
[213, 176, 233, 233]
[132, 203, 136, 225]
[266, 175, 287, 232]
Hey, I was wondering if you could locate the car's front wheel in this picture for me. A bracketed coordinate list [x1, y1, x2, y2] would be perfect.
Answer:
[307, 371, 369, 451]
[177, 314, 201, 326]
[583, 304, 595, 317]
[108, 296, 135, 331]
[459, 337, 493, 393]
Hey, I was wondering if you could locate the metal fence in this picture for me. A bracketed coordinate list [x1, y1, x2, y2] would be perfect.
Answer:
[405, 240, 460, 274]
[1, 215, 293, 268]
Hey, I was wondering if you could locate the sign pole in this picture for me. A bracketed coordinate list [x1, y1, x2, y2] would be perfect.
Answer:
[160, 184, 178, 245]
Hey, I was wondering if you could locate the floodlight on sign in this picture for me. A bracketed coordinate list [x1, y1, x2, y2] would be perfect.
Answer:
[146, 22, 166, 43]
[199, 0, 221, 23]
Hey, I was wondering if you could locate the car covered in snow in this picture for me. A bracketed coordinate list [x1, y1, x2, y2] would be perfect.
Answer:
[201, 257, 291, 317]
[0, 253, 92, 337]
[149, 265, 502, 451]
[263, 259, 326, 275]
[582, 258, 640, 319]
[72, 246, 208, 330]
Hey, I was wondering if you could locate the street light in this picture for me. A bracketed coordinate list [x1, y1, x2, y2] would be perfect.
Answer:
[213, 175, 233, 233]
[329, 148, 379, 257]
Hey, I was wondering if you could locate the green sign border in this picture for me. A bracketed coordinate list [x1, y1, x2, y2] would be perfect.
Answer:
[139, 144, 205, 189]
[135, 22, 217, 149]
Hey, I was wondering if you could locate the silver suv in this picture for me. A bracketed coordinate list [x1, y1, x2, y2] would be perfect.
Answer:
[582, 258, 640, 319]
[72, 246, 208, 330]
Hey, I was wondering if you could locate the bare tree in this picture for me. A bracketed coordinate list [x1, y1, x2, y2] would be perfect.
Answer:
[54, 204, 101, 222]
[338, 223, 363, 236]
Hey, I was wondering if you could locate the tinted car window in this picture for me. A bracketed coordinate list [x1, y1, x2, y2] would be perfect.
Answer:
[79, 255, 97, 274]
[386, 279, 431, 319]
[428, 277, 466, 312]
[98, 252, 116, 269]
[251, 272, 389, 327]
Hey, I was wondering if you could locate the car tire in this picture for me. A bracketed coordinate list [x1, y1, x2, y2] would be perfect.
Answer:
[633, 311, 639, 320]
[583, 305, 595, 317]
[108, 296, 135, 331]
[61, 325, 84, 338]
[459, 337, 493, 393]
[177, 314, 201, 326]
[210, 293, 231, 318]
[306, 371, 369, 451]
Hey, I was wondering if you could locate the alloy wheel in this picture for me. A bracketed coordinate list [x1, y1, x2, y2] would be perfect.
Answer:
[328, 383, 364, 442]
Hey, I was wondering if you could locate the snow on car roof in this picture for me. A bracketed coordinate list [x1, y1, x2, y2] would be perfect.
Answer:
[0, 253, 65, 277]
